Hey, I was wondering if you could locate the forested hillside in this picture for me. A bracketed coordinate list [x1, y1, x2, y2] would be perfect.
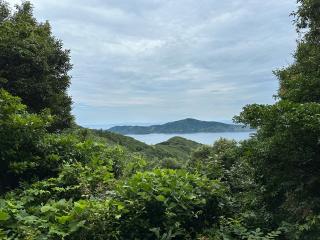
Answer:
[71, 127, 201, 162]
[0, 1, 320, 239]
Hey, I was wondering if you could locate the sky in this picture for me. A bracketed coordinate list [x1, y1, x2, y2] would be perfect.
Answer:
[9, 0, 297, 126]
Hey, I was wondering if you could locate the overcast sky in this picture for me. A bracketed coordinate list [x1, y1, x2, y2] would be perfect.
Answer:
[10, 0, 297, 126]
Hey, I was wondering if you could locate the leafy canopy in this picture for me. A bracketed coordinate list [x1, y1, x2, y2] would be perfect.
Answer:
[0, 1, 73, 131]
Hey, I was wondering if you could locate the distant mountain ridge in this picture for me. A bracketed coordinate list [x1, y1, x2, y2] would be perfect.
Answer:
[108, 118, 251, 134]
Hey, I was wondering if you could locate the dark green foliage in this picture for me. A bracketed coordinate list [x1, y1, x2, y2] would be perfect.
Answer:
[233, 1, 320, 237]
[0, 89, 118, 193]
[0, 1, 73, 130]
[0, 89, 51, 192]
[0, 169, 227, 240]
[235, 101, 320, 237]
[188, 139, 268, 233]
[188, 139, 240, 179]
[157, 157, 183, 169]
[276, 0, 320, 103]
[113, 169, 226, 240]
[198, 217, 283, 240]
[276, 41, 320, 103]
[109, 118, 251, 134]
[295, 0, 320, 43]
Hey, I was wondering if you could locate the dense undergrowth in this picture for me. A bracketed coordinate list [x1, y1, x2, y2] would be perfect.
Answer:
[1, 0, 320, 239]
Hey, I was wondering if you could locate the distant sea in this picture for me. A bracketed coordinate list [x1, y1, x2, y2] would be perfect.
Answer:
[127, 131, 256, 145]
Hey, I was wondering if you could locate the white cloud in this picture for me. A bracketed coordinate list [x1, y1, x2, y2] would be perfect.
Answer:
[8, 0, 298, 124]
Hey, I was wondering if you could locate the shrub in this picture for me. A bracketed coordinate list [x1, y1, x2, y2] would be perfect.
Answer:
[113, 169, 227, 239]
[0, 89, 52, 192]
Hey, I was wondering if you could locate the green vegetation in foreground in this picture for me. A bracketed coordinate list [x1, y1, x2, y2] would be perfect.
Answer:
[1, 0, 320, 239]
[108, 118, 251, 134]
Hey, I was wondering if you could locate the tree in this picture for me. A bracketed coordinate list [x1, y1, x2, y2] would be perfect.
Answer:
[276, 0, 320, 103]
[0, 1, 73, 131]
[235, 0, 320, 238]
[0, 89, 51, 192]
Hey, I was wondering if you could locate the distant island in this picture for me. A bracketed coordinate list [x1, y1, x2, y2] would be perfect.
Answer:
[108, 118, 252, 135]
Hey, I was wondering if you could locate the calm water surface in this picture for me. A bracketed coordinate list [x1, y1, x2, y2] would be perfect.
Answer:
[127, 132, 255, 145]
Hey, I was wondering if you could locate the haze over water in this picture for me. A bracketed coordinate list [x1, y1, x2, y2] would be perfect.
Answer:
[127, 131, 255, 145]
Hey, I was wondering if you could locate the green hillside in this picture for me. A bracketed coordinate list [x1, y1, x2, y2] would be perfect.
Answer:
[80, 128, 201, 161]
[155, 136, 201, 159]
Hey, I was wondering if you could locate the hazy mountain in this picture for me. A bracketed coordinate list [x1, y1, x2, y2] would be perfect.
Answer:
[108, 118, 251, 134]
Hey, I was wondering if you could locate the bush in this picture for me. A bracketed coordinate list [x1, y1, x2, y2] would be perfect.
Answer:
[0, 169, 228, 240]
[0, 89, 120, 193]
[198, 217, 282, 240]
[188, 139, 240, 180]
[0, 89, 52, 192]
[112, 169, 227, 239]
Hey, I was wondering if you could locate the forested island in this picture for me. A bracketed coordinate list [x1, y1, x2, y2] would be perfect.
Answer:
[108, 118, 251, 134]
[0, 1, 320, 239]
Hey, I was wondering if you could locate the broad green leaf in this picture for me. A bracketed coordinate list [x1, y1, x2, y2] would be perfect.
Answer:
[117, 203, 125, 211]
[40, 205, 56, 213]
[74, 200, 87, 213]
[155, 195, 166, 202]
[56, 215, 72, 224]
[0, 211, 10, 221]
